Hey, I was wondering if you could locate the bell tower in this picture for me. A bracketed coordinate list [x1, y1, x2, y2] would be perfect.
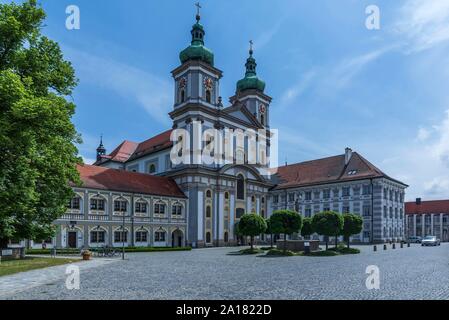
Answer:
[231, 41, 271, 128]
[172, 3, 222, 110]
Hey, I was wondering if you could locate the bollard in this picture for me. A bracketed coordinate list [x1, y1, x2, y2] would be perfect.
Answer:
[407, 242, 410, 247]
[400, 242, 403, 248]
[392, 243, 396, 249]
[383, 244, 387, 250]
[373, 245, 377, 252]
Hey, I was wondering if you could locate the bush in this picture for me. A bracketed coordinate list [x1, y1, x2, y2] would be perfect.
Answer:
[337, 247, 360, 254]
[266, 249, 296, 256]
[304, 250, 339, 257]
[239, 248, 263, 255]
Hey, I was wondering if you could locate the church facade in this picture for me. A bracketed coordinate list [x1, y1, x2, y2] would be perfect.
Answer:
[33, 10, 407, 250]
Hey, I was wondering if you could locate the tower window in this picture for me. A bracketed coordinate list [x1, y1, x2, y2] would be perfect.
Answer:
[180, 89, 185, 103]
[236, 175, 245, 200]
[260, 114, 265, 125]
[206, 90, 211, 103]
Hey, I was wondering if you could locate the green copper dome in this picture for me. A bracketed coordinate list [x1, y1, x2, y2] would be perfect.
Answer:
[179, 14, 214, 66]
[236, 47, 265, 93]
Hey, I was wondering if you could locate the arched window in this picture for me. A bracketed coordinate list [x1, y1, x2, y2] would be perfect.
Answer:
[206, 190, 212, 198]
[67, 196, 81, 210]
[260, 114, 264, 126]
[180, 89, 185, 103]
[236, 208, 245, 219]
[261, 197, 265, 204]
[135, 201, 147, 215]
[206, 232, 211, 243]
[224, 192, 229, 200]
[206, 205, 211, 218]
[206, 90, 211, 103]
[155, 230, 166, 242]
[236, 175, 245, 200]
[154, 201, 166, 215]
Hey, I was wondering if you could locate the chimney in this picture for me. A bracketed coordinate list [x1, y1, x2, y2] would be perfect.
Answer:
[416, 198, 422, 205]
[344, 147, 352, 165]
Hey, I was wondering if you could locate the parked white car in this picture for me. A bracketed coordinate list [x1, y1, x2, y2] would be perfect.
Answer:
[421, 236, 441, 246]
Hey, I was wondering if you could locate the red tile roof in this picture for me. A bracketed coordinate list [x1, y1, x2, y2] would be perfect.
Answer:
[405, 200, 449, 215]
[130, 129, 173, 160]
[73, 164, 186, 198]
[271, 152, 406, 189]
[107, 140, 138, 163]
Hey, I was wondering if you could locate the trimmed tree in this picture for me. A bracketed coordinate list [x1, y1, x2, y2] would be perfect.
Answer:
[301, 217, 314, 240]
[269, 210, 303, 254]
[341, 213, 363, 248]
[265, 218, 274, 248]
[0, 0, 81, 248]
[312, 211, 344, 250]
[238, 214, 267, 251]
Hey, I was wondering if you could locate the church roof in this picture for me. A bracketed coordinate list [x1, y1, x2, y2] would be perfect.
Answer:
[129, 129, 173, 160]
[73, 164, 186, 198]
[405, 200, 449, 215]
[271, 152, 407, 190]
[106, 140, 139, 163]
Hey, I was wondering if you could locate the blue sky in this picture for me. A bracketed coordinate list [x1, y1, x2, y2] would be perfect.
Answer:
[5, 0, 449, 201]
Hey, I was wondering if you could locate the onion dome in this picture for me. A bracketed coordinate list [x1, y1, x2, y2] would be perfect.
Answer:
[236, 42, 265, 93]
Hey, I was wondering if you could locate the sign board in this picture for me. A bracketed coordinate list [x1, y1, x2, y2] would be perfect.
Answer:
[1, 249, 13, 256]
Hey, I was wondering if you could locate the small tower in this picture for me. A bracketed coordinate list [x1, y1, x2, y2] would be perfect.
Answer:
[172, 3, 223, 110]
[96, 135, 106, 162]
[232, 41, 272, 128]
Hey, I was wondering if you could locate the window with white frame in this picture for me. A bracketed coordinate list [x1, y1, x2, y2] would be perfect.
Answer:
[114, 231, 127, 242]
[342, 187, 350, 197]
[67, 197, 80, 210]
[155, 230, 166, 242]
[362, 185, 371, 195]
[154, 202, 166, 215]
[135, 201, 147, 214]
[90, 230, 105, 243]
[172, 204, 182, 216]
[135, 231, 148, 242]
[90, 198, 105, 211]
[114, 200, 127, 213]
[323, 189, 330, 199]
[305, 192, 312, 201]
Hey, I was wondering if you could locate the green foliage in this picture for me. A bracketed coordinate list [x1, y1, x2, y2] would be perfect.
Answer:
[0, 0, 81, 246]
[337, 247, 360, 254]
[312, 211, 343, 248]
[301, 217, 314, 237]
[341, 213, 363, 248]
[238, 213, 267, 249]
[269, 210, 302, 254]
[269, 210, 302, 236]
[238, 248, 263, 255]
[266, 248, 296, 256]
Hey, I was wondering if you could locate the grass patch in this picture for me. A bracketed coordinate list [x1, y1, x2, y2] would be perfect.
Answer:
[122, 247, 192, 253]
[26, 247, 192, 255]
[260, 246, 275, 251]
[238, 248, 263, 255]
[0, 257, 80, 277]
[266, 249, 296, 256]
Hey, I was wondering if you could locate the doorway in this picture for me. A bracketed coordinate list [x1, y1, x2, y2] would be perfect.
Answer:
[68, 231, 77, 248]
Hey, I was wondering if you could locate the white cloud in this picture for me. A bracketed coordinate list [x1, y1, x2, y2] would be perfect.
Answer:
[416, 127, 431, 141]
[381, 109, 449, 200]
[394, 0, 449, 53]
[64, 46, 172, 126]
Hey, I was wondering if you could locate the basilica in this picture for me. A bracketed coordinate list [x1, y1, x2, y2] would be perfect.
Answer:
[30, 9, 407, 250]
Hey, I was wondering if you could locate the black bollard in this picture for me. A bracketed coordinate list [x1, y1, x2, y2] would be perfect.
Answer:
[400, 242, 403, 248]
[373, 245, 377, 252]
[383, 244, 387, 250]
[392, 243, 396, 249]
[407, 242, 410, 247]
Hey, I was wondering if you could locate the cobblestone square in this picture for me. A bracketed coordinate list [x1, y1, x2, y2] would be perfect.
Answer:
[3, 244, 449, 300]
